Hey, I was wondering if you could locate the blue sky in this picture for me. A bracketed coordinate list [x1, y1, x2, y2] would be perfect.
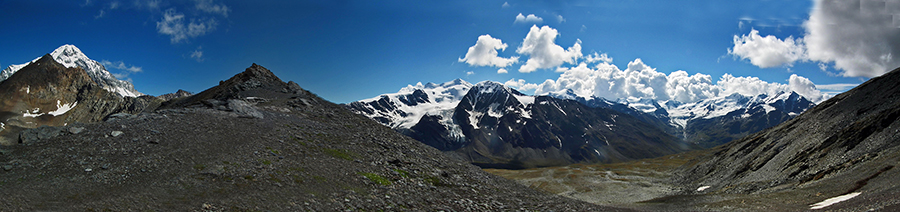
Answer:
[1, 0, 893, 103]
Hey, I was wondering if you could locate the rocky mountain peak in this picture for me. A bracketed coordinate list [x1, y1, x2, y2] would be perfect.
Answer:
[1, 45, 143, 97]
[49, 44, 88, 65]
[225, 63, 282, 85]
[160, 63, 309, 110]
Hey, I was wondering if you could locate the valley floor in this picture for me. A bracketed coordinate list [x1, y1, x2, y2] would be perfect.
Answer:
[486, 150, 900, 212]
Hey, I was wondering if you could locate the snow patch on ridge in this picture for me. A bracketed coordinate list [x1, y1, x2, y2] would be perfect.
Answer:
[810, 192, 861, 210]
[22, 100, 77, 117]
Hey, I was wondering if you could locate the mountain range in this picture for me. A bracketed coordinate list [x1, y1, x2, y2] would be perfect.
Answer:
[561, 90, 816, 148]
[1, 44, 898, 211]
[348, 78, 816, 167]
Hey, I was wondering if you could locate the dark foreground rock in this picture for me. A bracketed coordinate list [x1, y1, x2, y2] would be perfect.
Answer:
[0, 64, 626, 211]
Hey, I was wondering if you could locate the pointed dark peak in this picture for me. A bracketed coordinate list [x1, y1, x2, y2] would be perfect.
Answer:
[159, 63, 313, 110]
[224, 63, 283, 86]
[33, 54, 63, 68]
[1, 54, 91, 90]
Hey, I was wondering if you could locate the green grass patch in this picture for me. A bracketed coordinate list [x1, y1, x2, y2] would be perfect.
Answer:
[359, 172, 391, 186]
[394, 169, 410, 178]
[323, 148, 355, 161]
[265, 147, 281, 154]
[424, 176, 449, 187]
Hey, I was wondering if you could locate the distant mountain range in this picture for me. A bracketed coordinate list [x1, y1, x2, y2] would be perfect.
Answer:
[557, 89, 815, 148]
[348, 78, 816, 167]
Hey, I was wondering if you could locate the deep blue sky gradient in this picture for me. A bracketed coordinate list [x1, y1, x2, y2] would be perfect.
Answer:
[0, 0, 864, 103]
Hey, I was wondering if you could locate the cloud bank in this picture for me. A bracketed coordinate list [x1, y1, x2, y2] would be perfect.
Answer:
[506, 59, 830, 103]
[730, 0, 900, 78]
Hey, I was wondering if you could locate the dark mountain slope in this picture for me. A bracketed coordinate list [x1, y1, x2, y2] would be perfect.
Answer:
[0, 64, 623, 211]
[673, 67, 900, 210]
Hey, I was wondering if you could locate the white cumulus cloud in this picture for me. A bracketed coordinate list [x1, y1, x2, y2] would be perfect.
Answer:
[730, 0, 900, 78]
[584, 52, 613, 64]
[804, 0, 900, 77]
[514, 13, 543, 24]
[516, 25, 582, 73]
[728, 29, 806, 68]
[788, 74, 825, 103]
[458, 34, 519, 67]
[497, 68, 508, 74]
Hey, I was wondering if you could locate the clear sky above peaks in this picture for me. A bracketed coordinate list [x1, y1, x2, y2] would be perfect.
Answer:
[1, 0, 891, 103]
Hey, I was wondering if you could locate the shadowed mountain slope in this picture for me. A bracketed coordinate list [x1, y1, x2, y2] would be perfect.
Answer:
[672, 66, 900, 210]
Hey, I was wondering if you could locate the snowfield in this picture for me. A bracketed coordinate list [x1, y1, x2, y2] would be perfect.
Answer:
[809, 192, 861, 210]
[23, 100, 77, 118]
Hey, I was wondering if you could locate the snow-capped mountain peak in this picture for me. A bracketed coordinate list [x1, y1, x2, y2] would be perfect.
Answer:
[349, 79, 474, 129]
[0, 44, 143, 97]
[50, 44, 90, 68]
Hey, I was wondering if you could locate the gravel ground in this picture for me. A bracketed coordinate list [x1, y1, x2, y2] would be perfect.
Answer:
[0, 94, 632, 211]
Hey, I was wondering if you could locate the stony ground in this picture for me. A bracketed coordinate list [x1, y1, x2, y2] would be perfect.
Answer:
[0, 99, 630, 211]
[488, 148, 900, 212]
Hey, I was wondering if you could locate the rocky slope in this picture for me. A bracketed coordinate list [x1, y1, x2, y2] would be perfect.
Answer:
[0, 64, 626, 211]
[0, 55, 159, 145]
[1, 45, 143, 97]
[669, 66, 900, 210]
[350, 80, 691, 168]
